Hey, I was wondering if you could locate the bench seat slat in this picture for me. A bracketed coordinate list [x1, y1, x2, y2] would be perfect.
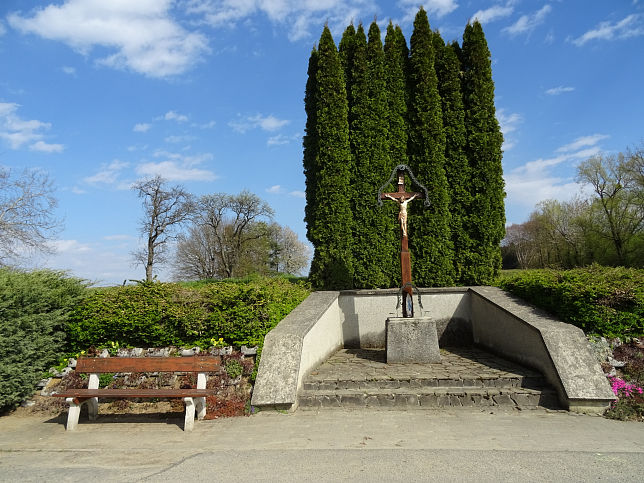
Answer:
[53, 389, 216, 398]
[75, 356, 220, 373]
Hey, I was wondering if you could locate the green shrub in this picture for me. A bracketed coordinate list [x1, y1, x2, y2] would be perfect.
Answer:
[497, 265, 644, 338]
[66, 276, 310, 352]
[0, 268, 86, 412]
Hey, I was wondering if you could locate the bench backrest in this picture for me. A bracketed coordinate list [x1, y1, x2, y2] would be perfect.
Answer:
[75, 356, 221, 373]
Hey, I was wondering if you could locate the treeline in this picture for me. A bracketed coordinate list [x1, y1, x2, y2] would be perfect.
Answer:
[503, 145, 644, 269]
[303, 7, 504, 290]
[132, 177, 310, 282]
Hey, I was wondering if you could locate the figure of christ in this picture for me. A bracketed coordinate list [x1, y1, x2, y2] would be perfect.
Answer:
[384, 193, 419, 238]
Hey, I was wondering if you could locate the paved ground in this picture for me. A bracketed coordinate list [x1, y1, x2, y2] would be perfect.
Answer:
[1, 407, 643, 482]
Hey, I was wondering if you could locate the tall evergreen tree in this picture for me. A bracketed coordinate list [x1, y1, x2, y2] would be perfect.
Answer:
[433, 34, 473, 284]
[339, 24, 357, 110]
[348, 22, 397, 288]
[461, 20, 506, 283]
[407, 8, 454, 286]
[303, 47, 319, 245]
[384, 22, 409, 169]
[307, 26, 354, 290]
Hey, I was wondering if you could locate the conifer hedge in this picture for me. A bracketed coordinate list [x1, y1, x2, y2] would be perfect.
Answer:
[304, 26, 355, 290]
[0, 269, 86, 412]
[304, 9, 505, 290]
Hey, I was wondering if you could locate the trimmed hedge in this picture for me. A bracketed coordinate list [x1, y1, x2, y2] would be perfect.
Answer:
[0, 269, 86, 412]
[66, 277, 310, 352]
[497, 265, 644, 338]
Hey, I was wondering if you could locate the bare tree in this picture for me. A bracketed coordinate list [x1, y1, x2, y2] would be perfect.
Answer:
[502, 221, 539, 269]
[197, 191, 274, 278]
[132, 176, 193, 282]
[0, 168, 61, 264]
[172, 191, 281, 280]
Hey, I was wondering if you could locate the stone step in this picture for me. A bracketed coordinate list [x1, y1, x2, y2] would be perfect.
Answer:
[298, 386, 559, 410]
[298, 347, 561, 410]
[303, 375, 547, 391]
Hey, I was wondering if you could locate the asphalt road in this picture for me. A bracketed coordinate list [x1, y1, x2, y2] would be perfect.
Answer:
[1, 407, 643, 482]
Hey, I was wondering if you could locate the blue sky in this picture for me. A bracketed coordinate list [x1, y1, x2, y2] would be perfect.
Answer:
[1, 1, 643, 285]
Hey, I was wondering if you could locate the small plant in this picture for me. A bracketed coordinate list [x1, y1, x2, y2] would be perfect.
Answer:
[211, 337, 227, 348]
[604, 376, 644, 421]
[106, 341, 120, 356]
[99, 373, 114, 388]
[225, 359, 243, 379]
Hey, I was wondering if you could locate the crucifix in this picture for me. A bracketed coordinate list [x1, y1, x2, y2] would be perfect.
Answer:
[378, 164, 429, 318]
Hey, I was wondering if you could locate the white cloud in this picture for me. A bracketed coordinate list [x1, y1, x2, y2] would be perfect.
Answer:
[229, 113, 289, 133]
[0, 102, 63, 152]
[62, 66, 76, 75]
[186, 0, 381, 42]
[133, 123, 151, 132]
[504, 133, 608, 213]
[504, 4, 552, 36]
[399, 0, 458, 18]
[545, 86, 575, 96]
[165, 134, 195, 143]
[36, 239, 141, 286]
[571, 14, 644, 46]
[497, 108, 522, 151]
[50, 239, 92, 253]
[8, 0, 209, 78]
[195, 120, 216, 129]
[555, 134, 609, 153]
[103, 234, 135, 241]
[136, 161, 217, 181]
[267, 132, 300, 146]
[30, 140, 64, 153]
[471, 2, 514, 24]
[161, 110, 189, 122]
[267, 185, 305, 198]
[136, 150, 217, 181]
[84, 159, 130, 185]
[266, 184, 284, 194]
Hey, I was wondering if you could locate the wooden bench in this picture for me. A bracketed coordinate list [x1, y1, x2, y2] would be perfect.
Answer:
[52, 356, 220, 431]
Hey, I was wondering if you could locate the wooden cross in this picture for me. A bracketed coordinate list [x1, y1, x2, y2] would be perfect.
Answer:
[380, 168, 423, 317]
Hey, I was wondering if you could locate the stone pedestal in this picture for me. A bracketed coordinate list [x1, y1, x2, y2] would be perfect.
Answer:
[386, 317, 441, 363]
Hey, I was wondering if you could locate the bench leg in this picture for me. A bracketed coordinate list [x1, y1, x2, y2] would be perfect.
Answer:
[196, 397, 206, 420]
[183, 397, 195, 431]
[87, 397, 98, 421]
[65, 398, 81, 431]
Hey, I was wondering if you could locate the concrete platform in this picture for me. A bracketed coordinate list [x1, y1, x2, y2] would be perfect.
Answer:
[299, 347, 558, 409]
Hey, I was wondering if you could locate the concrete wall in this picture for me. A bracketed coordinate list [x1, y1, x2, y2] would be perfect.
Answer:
[252, 287, 614, 413]
[251, 291, 341, 409]
[339, 288, 470, 347]
[469, 287, 614, 413]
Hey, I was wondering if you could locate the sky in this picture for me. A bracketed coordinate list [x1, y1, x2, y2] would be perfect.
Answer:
[1, 0, 643, 286]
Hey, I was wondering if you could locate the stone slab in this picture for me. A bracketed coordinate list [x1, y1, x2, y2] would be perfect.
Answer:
[386, 317, 441, 363]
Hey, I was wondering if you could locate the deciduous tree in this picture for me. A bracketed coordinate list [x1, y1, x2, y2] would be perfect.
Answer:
[132, 175, 193, 282]
[0, 168, 60, 264]
[577, 153, 644, 266]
